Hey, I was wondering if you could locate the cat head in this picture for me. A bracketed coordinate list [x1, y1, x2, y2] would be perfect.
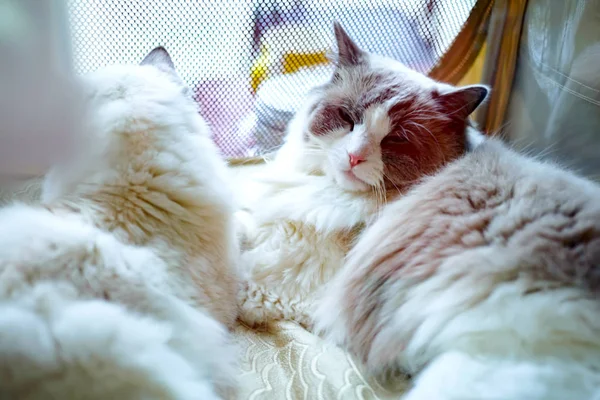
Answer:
[284, 23, 488, 194]
[42, 47, 207, 202]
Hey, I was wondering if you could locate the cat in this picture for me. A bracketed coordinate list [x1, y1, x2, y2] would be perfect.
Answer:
[236, 23, 489, 328]
[315, 136, 600, 400]
[0, 47, 239, 399]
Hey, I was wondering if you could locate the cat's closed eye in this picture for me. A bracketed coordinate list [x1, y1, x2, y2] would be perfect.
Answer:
[382, 133, 408, 145]
[337, 108, 355, 131]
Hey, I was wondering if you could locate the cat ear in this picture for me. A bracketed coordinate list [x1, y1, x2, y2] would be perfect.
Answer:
[333, 22, 364, 67]
[141, 47, 190, 92]
[140, 46, 175, 70]
[436, 85, 489, 120]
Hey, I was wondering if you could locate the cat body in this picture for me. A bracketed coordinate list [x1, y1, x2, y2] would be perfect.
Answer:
[236, 169, 376, 327]
[237, 24, 488, 328]
[0, 48, 238, 399]
[316, 137, 600, 400]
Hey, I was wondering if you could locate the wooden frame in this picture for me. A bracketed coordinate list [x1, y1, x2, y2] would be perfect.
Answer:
[475, 0, 529, 134]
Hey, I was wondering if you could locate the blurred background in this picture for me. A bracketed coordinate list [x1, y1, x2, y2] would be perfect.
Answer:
[67, 0, 478, 157]
[1, 0, 599, 183]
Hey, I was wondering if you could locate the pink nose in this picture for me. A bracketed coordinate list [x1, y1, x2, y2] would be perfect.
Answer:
[348, 153, 366, 168]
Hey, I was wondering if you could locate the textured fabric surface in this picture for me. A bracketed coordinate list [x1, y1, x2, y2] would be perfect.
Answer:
[0, 178, 410, 399]
[233, 322, 408, 400]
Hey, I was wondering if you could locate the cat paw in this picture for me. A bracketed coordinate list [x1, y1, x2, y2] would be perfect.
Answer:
[237, 282, 283, 330]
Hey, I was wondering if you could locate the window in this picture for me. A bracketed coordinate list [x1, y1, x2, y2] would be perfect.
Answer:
[68, 0, 477, 157]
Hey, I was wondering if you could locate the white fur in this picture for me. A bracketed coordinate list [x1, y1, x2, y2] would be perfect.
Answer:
[43, 63, 239, 327]
[315, 138, 600, 400]
[328, 106, 390, 192]
[275, 77, 395, 194]
[235, 168, 378, 327]
[0, 60, 238, 399]
[0, 206, 233, 399]
[404, 352, 600, 400]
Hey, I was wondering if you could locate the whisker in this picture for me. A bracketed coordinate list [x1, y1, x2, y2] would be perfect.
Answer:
[403, 110, 443, 120]
[399, 126, 411, 142]
[379, 180, 387, 210]
[404, 121, 446, 164]
[382, 171, 402, 198]
[405, 121, 437, 144]
[445, 100, 479, 118]
[370, 180, 386, 218]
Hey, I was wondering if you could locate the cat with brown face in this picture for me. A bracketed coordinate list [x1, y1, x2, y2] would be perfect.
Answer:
[235, 23, 489, 328]
[276, 22, 488, 195]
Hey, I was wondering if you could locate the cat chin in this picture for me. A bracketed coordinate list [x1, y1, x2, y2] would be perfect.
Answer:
[334, 169, 371, 192]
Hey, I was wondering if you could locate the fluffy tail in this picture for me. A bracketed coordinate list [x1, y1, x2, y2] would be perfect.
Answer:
[0, 284, 225, 400]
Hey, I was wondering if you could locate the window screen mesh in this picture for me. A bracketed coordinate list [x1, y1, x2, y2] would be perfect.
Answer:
[68, 0, 476, 157]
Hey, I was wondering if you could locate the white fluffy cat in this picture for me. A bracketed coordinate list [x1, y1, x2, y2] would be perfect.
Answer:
[0, 48, 238, 399]
[236, 23, 489, 328]
[315, 137, 600, 400]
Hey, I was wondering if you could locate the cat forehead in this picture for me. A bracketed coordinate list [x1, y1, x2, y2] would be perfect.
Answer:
[326, 68, 435, 114]
[328, 57, 440, 106]
[80, 64, 195, 149]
